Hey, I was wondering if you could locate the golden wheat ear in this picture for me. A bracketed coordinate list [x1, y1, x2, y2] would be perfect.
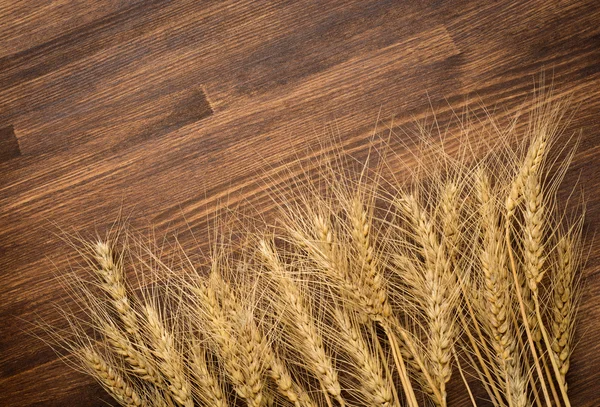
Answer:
[550, 216, 585, 392]
[324, 302, 396, 407]
[257, 237, 345, 407]
[188, 342, 229, 407]
[471, 167, 529, 407]
[184, 273, 264, 406]
[78, 345, 147, 407]
[219, 256, 318, 407]
[141, 303, 193, 407]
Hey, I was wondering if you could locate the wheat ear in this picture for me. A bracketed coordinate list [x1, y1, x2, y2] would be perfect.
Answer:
[209, 270, 269, 407]
[93, 241, 140, 338]
[258, 239, 345, 407]
[396, 193, 456, 406]
[266, 349, 317, 407]
[143, 304, 193, 407]
[347, 198, 425, 407]
[80, 346, 145, 407]
[505, 126, 548, 220]
[551, 233, 578, 389]
[188, 281, 246, 403]
[523, 173, 572, 407]
[93, 242, 170, 395]
[476, 170, 528, 407]
[333, 307, 395, 407]
[190, 343, 228, 407]
[504, 129, 554, 407]
[523, 173, 546, 293]
[303, 206, 419, 407]
[213, 270, 314, 407]
[190, 275, 265, 407]
[102, 321, 162, 386]
[348, 198, 392, 319]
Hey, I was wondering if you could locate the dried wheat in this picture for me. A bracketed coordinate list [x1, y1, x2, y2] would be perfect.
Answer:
[258, 238, 345, 407]
[143, 304, 193, 407]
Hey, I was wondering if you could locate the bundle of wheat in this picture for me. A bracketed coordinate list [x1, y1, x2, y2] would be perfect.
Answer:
[47, 94, 584, 407]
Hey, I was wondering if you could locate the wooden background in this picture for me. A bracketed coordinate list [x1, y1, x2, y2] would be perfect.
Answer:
[1, 0, 599, 405]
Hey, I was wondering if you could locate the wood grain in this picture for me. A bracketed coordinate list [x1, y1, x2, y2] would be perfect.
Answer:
[1, 1, 599, 406]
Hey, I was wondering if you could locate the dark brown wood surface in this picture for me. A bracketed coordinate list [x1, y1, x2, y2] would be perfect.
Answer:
[1, 1, 599, 406]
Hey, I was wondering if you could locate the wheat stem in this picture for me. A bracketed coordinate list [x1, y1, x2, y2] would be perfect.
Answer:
[453, 347, 478, 407]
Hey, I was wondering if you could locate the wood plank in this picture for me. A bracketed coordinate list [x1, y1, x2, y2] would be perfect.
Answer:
[0, 0, 599, 405]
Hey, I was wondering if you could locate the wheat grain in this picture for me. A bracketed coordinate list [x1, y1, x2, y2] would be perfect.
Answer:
[217, 276, 317, 407]
[188, 281, 247, 400]
[348, 198, 391, 319]
[522, 168, 573, 407]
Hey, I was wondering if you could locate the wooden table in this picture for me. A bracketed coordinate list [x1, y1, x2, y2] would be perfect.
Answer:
[1, 1, 599, 405]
